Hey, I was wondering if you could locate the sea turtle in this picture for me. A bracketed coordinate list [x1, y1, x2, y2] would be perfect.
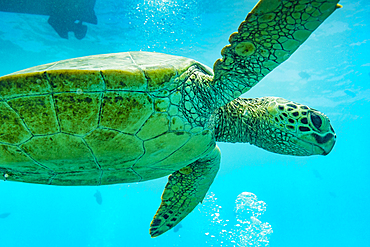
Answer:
[0, 0, 339, 237]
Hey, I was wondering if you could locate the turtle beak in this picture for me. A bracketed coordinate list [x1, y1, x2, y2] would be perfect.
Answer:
[314, 133, 336, 156]
[291, 132, 336, 156]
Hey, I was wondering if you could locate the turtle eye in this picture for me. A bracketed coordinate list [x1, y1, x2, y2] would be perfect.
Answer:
[310, 112, 322, 130]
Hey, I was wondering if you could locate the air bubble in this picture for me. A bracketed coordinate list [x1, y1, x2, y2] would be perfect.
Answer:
[76, 88, 83, 95]
[200, 192, 272, 246]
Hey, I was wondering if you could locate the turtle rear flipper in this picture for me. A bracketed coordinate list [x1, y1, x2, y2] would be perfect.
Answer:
[150, 147, 220, 237]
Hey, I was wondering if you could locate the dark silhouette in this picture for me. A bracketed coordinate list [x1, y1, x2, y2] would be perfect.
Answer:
[173, 223, 182, 233]
[94, 190, 102, 205]
[344, 90, 356, 98]
[0, 212, 11, 219]
[0, 0, 97, 39]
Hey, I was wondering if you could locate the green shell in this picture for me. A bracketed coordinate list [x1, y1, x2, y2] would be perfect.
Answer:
[0, 51, 215, 185]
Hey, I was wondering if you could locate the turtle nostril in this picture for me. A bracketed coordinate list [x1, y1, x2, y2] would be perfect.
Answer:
[310, 112, 322, 130]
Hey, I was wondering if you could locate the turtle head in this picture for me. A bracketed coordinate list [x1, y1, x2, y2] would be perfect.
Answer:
[215, 97, 336, 156]
[250, 97, 336, 156]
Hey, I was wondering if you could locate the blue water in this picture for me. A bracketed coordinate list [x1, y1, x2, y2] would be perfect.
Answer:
[0, 0, 369, 246]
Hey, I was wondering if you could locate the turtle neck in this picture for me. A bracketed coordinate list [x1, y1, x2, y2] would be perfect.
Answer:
[213, 97, 264, 145]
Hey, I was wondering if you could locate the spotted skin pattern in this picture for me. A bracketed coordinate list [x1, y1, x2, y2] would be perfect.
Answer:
[0, 0, 340, 238]
[214, 97, 336, 156]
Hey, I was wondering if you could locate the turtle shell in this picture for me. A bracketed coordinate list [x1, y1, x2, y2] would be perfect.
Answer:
[0, 51, 215, 185]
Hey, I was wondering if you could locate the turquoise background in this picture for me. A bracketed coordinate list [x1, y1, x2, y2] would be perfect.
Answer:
[0, 0, 369, 246]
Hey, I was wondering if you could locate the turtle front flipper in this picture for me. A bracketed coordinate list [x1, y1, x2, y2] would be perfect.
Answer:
[149, 146, 221, 237]
[213, 0, 342, 104]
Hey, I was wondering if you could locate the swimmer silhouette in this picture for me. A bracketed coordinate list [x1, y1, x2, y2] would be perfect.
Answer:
[0, 0, 97, 39]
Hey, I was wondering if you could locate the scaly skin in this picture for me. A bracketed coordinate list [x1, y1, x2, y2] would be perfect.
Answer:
[211, 0, 342, 107]
[0, 0, 342, 239]
[150, 147, 220, 237]
[177, 0, 342, 127]
[149, 0, 341, 237]
[214, 97, 336, 155]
